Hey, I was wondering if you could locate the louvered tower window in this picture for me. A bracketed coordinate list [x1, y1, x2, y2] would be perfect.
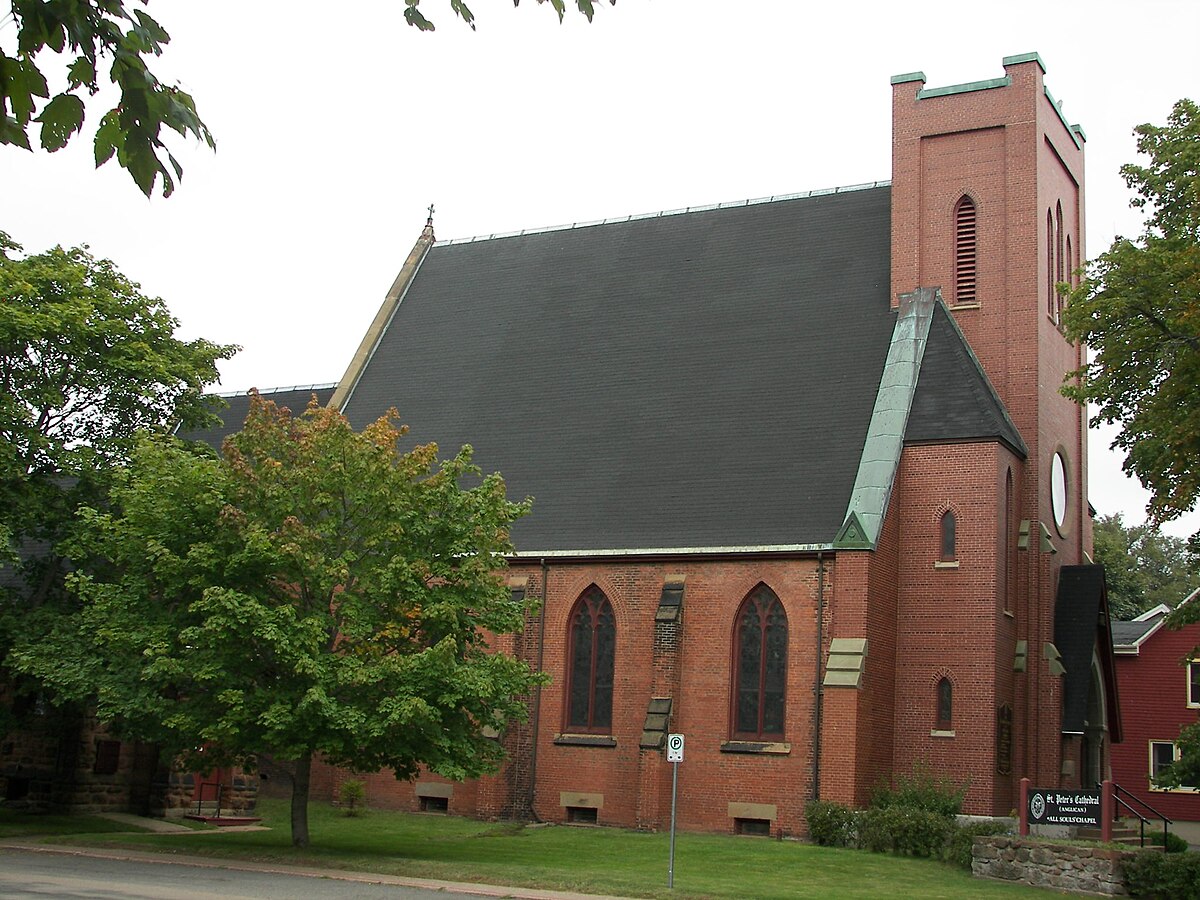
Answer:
[953, 196, 977, 305]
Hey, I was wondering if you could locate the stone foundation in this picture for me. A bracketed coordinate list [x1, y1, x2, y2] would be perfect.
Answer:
[973, 836, 1134, 896]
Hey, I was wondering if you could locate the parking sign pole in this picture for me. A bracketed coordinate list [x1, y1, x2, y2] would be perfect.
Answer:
[666, 733, 683, 888]
[668, 758, 678, 888]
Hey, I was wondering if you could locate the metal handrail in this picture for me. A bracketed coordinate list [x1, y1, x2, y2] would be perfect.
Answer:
[1104, 782, 1172, 848]
[194, 781, 223, 819]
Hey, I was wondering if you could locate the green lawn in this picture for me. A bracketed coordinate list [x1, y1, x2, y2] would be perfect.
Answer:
[0, 809, 152, 840]
[4, 800, 1069, 899]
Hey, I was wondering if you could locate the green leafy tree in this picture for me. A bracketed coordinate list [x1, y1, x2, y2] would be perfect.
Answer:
[14, 393, 541, 847]
[1094, 513, 1200, 620]
[1062, 99, 1200, 532]
[2, 1, 611, 197]
[0, 229, 234, 734]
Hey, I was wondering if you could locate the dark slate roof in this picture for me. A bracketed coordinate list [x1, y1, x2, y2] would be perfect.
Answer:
[341, 185, 1025, 555]
[176, 384, 337, 451]
[1112, 614, 1164, 649]
[907, 304, 1027, 456]
[1055, 565, 1121, 740]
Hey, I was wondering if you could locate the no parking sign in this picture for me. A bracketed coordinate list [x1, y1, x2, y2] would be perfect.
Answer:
[667, 733, 684, 762]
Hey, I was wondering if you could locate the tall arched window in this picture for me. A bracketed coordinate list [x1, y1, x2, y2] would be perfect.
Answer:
[1046, 209, 1056, 319]
[940, 510, 956, 561]
[565, 586, 615, 732]
[954, 195, 977, 305]
[1004, 469, 1015, 613]
[936, 677, 953, 731]
[1055, 202, 1066, 323]
[732, 584, 787, 740]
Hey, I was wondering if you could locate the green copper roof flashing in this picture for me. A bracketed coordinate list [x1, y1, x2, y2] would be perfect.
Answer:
[839, 287, 939, 549]
[918, 75, 1011, 100]
[1002, 51, 1047, 73]
[1045, 86, 1084, 150]
[890, 71, 926, 85]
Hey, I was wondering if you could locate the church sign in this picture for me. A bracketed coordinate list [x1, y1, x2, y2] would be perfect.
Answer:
[1026, 788, 1101, 827]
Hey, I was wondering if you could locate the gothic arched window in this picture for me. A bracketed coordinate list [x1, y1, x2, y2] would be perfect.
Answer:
[936, 677, 953, 731]
[732, 585, 787, 740]
[565, 586, 615, 732]
[940, 510, 956, 561]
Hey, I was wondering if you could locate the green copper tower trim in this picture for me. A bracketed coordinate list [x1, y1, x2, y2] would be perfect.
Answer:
[838, 287, 938, 549]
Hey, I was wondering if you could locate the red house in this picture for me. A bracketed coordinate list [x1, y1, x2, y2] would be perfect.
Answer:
[1112, 592, 1200, 822]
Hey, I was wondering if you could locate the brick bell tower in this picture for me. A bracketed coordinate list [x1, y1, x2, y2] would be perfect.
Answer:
[889, 54, 1093, 810]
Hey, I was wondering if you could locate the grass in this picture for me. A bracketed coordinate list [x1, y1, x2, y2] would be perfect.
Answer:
[0, 809, 152, 839]
[2, 799, 1069, 899]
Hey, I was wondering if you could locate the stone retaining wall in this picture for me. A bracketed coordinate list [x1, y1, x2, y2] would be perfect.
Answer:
[973, 836, 1134, 895]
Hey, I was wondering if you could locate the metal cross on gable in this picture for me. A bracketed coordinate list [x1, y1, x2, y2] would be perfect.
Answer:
[427, 203, 435, 220]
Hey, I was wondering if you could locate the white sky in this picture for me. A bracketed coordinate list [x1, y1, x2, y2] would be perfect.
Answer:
[3, 0, 1199, 536]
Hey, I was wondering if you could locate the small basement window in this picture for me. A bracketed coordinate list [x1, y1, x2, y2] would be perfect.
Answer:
[419, 795, 449, 813]
[566, 806, 598, 825]
[735, 818, 772, 837]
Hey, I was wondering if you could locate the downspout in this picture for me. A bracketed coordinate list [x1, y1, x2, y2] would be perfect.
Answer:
[526, 558, 549, 819]
[812, 551, 826, 802]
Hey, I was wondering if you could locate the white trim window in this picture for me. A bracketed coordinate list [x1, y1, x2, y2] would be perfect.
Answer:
[1149, 740, 1197, 791]
[1189, 661, 1200, 708]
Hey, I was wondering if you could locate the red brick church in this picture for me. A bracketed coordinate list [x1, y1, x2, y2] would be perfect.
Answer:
[212, 53, 1120, 834]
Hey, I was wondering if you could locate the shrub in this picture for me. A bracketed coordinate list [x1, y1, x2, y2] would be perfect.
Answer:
[1148, 829, 1191, 854]
[1122, 848, 1200, 898]
[339, 779, 366, 816]
[805, 800, 857, 848]
[856, 806, 952, 857]
[944, 821, 1011, 870]
[870, 765, 965, 818]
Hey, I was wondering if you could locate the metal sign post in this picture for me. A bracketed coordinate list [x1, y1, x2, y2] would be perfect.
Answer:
[666, 734, 684, 888]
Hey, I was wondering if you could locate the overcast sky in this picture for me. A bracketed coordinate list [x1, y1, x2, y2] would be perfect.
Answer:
[3, 0, 1199, 535]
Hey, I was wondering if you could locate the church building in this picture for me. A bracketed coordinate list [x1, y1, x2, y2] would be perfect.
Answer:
[278, 53, 1120, 834]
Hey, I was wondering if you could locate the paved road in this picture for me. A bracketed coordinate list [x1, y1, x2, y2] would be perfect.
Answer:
[0, 847, 512, 900]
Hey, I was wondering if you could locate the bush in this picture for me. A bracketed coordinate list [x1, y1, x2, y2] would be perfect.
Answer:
[870, 766, 965, 818]
[1148, 830, 1191, 854]
[805, 800, 857, 847]
[856, 806, 952, 857]
[339, 779, 366, 816]
[1123, 849, 1200, 898]
[944, 821, 1010, 870]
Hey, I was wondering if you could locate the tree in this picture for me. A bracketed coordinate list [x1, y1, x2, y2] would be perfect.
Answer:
[0, 230, 234, 734]
[2, 1, 612, 197]
[1093, 513, 1199, 620]
[13, 393, 542, 847]
[1062, 99, 1200, 531]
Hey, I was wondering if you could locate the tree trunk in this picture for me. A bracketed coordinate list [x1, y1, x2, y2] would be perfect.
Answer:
[290, 749, 312, 847]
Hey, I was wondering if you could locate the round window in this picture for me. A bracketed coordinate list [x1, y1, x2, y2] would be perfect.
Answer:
[1051, 451, 1068, 533]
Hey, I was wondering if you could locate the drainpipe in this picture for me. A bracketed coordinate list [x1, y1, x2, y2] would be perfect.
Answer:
[526, 558, 549, 819]
[812, 551, 826, 802]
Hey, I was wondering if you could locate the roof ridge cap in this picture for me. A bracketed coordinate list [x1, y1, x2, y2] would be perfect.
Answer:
[435, 181, 892, 246]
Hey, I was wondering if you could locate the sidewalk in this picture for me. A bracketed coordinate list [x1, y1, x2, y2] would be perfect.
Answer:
[0, 836, 635, 900]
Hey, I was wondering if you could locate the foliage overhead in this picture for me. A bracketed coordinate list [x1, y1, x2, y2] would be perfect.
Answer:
[1062, 98, 1200, 531]
[2, 1, 612, 197]
[401, 0, 613, 31]
[12, 393, 541, 846]
[1092, 513, 1199, 620]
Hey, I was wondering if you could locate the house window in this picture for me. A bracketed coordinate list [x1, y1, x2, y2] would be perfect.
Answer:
[1189, 661, 1200, 708]
[940, 510, 956, 561]
[565, 586, 615, 733]
[953, 196, 977, 305]
[732, 584, 787, 740]
[936, 678, 953, 731]
[1149, 741, 1195, 790]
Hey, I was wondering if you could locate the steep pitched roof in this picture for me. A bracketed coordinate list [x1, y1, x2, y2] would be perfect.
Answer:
[908, 303, 1027, 456]
[339, 186, 1025, 556]
[175, 384, 338, 449]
